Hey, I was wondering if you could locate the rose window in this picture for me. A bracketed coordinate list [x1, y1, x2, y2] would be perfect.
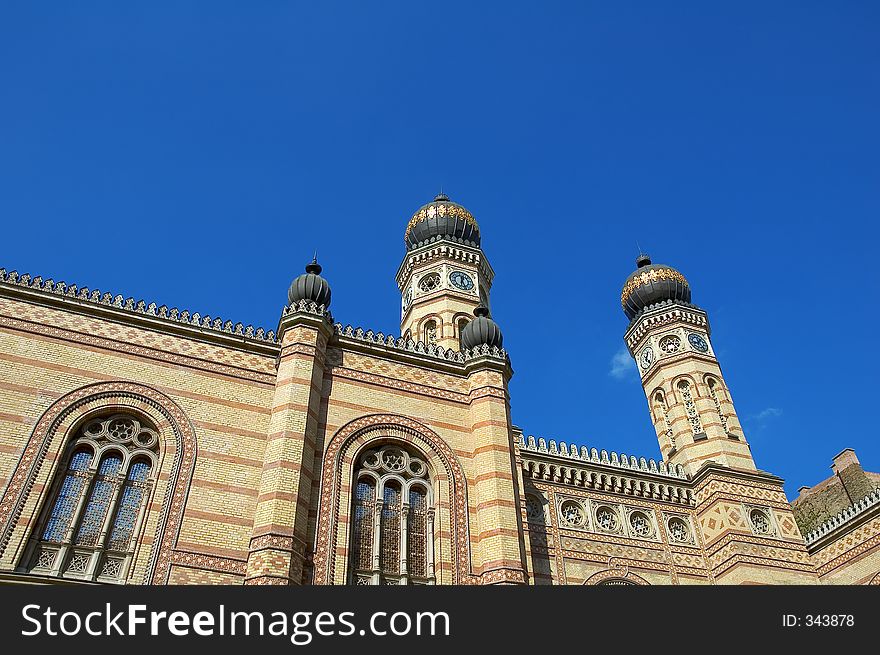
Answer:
[559, 500, 585, 526]
[595, 506, 619, 532]
[659, 335, 682, 354]
[667, 517, 691, 543]
[629, 511, 652, 537]
[418, 273, 441, 292]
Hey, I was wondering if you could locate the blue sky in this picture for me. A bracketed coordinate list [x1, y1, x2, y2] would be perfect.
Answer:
[1, 3, 877, 497]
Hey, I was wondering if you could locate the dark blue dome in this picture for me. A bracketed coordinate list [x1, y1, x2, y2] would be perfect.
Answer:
[288, 259, 332, 308]
[405, 194, 481, 250]
[461, 306, 503, 350]
[621, 254, 690, 320]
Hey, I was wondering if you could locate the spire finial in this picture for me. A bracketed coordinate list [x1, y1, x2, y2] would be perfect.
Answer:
[636, 252, 652, 268]
[305, 253, 322, 275]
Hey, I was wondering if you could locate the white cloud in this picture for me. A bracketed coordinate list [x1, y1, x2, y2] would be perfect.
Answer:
[609, 348, 635, 380]
[752, 407, 783, 421]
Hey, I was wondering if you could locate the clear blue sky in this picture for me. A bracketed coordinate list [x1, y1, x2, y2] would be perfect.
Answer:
[1, 3, 877, 497]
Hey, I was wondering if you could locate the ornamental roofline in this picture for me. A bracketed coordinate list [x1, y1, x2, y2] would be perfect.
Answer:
[332, 321, 509, 375]
[0, 267, 279, 354]
[516, 433, 689, 480]
[803, 487, 880, 548]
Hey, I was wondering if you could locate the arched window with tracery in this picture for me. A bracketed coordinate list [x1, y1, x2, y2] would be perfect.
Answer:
[705, 376, 733, 438]
[677, 379, 704, 436]
[423, 320, 438, 345]
[349, 444, 435, 585]
[653, 390, 675, 450]
[25, 414, 158, 582]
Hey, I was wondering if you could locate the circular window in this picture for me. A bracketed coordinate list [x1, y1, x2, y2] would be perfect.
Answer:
[629, 511, 653, 537]
[418, 273, 441, 292]
[381, 448, 406, 472]
[525, 495, 545, 523]
[595, 506, 619, 532]
[750, 509, 772, 534]
[659, 335, 682, 354]
[559, 500, 585, 526]
[667, 517, 691, 543]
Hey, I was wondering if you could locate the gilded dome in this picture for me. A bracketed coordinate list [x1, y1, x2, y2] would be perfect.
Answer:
[405, 193, 480, 250]
[621, 254, 691, 320]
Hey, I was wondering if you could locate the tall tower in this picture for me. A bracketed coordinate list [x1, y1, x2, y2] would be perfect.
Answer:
[396, 194, 495, 350]
[622, 254, 754, 476]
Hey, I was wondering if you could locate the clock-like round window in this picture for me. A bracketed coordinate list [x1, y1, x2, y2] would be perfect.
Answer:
[595, 506, 619, 532]
[687, 332, 709, 352]
[629, 511, 653, 537]
[418, 273, 441, 292]
[659, 335, 682, 354]
[667, 517, 691, 543]
[559, 500, 585, 527]
[449, 271, 474, 291]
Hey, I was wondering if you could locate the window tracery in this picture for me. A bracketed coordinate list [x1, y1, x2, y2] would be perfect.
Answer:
[424, 320, 438, 345]
[706, 377, 731, 436]
[26, 414, 158, 582]
[677, 379, 704, 435]
[653, 390, 675, 450]
[349, 444, 434, 585]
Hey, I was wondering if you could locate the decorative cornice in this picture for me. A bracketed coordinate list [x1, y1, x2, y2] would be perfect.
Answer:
[804, 488, 880, 547]
[0, 267, 278, 351]
[517, 434, 688, 480]
[395, 241, 495, 289]
[624, 301, 710, 348]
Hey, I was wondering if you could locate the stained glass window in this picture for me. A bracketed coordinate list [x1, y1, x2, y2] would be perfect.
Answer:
[75, 453, 122, 546]
[380, 483, 401, 575]
[350, 478, 375, 572]
[41, 450, 93, 542]
[408, 487, 428, 579]
[107, 460, 152, 551]
[31, 414, 158, 583]
[349, 444, 434, 585]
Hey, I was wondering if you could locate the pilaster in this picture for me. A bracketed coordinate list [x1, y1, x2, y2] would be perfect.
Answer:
[464, 355, 527, 584]
[245, 306, 332, 585]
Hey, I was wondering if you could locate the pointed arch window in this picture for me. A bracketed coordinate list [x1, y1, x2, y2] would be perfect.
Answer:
[349, 444, 435, 585]
[24, 414, 158, 583]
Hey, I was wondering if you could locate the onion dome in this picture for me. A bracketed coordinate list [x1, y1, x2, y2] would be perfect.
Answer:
[461, 306, 503, 350]
[405, 193, 481, 250]
[288, 258, 332, 308]
[621, 254, 691, 320]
